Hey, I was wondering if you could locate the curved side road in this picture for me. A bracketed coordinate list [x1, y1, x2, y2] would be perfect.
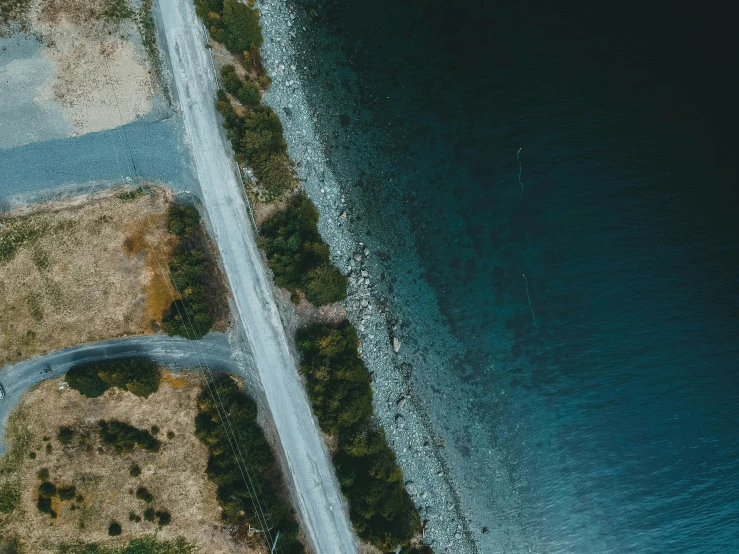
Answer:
[157, 0, 359, 552]
[0, 333, 237, 456]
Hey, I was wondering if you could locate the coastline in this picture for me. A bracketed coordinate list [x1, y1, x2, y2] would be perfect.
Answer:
[256, 2, 478, 552]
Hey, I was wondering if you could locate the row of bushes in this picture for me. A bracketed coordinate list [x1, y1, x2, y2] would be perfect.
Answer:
[66, 359, 160, 399]
[216, 90, 295, 200]
[296, 323, 422, 552]
[259, 194, 348, 306]
[194, 375, 305, 554]
[162, 204, 218, 340]
[98, 420, 160, 455]
[37, 478, 79, 518]
[58, 537, 194, 554]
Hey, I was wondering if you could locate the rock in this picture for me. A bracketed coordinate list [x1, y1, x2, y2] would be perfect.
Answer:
[360, 299, 369, 308]
[397, 395, 406, 408]
[393, 337, 401, 353]
[395, 413, 404, 425]
[354, 254, 362, 262]
[340, 211, 347, 220]
[364, 248, 369, 256]
[361, 269, 368, 278]
[405, 481, 417, 496]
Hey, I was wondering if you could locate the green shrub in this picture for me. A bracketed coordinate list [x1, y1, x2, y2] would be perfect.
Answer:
[162, 204, 219, 341]
[296, 322, 421, 550]
[37, 468, 50, 480]
[38, 481, 57, 498]
[259, 194, 347, 306]
[57, 536, 194, 554]
[143, 507, 156, 522]
[167, 204, 201, 237]
[129, 511, 141, 522]
[221, 65, 261, 106]
[108, 521, 122, 536]
[167, 431, 175, 439]
[155, 510, 171, 526]
[66, 359, 160, 398]
[130, 463, 142, 477]
[36, 495, 56, 517]
[150, 425, 160, 435]
[98, 420, 160, 455]
[194, 376, 305, 553]
[57, 425, 76, 445]
[136, 487, 154, 503]
[58, 485, 77, 501]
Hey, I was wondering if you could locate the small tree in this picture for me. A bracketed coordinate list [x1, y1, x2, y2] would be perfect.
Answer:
[108, 521, 122, 536]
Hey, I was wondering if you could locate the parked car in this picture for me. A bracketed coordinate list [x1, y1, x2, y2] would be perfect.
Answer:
[0, 383, 5, 399]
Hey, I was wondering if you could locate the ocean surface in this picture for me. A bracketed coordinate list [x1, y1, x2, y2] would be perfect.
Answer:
[289, 1, 738, 552]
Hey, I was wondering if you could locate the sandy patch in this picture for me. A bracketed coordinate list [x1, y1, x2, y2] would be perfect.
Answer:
[0, 187, 177, 366]
[29, 0, 154, 136]
[0, 374, 259, 553]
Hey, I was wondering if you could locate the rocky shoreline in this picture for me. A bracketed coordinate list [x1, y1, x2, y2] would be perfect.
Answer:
[256, 2, 478, 552]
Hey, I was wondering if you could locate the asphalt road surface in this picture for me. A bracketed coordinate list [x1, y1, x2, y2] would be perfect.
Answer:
[157, 0, 358, 552]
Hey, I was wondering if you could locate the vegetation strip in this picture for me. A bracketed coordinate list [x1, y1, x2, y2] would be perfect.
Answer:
[194, 375, 305, 553]
[193, 0, 432, 551]
[162, 204, 223, 340]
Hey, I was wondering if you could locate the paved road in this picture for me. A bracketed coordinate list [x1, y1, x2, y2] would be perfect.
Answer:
[157, 0, 358, 552]
[0, 333, 239, 455]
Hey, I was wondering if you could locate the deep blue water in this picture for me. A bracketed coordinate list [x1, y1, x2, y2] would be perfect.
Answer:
[291, 1, 738, 551]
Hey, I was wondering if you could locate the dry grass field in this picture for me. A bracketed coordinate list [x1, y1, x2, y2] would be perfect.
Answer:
[0, 187, 178, 366]
[0, 372, 261, 553]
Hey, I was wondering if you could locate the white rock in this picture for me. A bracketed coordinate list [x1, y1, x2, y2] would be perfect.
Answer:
[393, 337, 401, 353]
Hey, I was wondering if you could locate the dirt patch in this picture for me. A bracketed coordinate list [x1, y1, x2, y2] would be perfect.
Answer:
[30, 0, 155, 135]
[0, 374, 259, 553]
[0, 187, 177, 366]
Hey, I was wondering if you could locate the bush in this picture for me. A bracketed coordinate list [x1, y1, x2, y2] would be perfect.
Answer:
[155, 510, 171, 526]
[167, 204, 201, 237]
[259, 194, 347, 306]
[143, 507, 156, 522]
[221, 65, 261, 106]
[99, 420, 161, 455]
[36, 496, 56, 517]
[136, 487, 154, 503]
[195, 0, 262, 56]
[194, 376, 305, 553]
[150, 425, 160, 435]
[296, 322, 421, 550]
[129, 512, 141, 522]
[58, 485, 76, 501]
[57, 426, 75, 445]
[38, 481, 57, 498]
[129, 463, 142, 477]
[37, 468, 50, 480]
[108, 521, 122, 536]
[66, 359, 160, 398]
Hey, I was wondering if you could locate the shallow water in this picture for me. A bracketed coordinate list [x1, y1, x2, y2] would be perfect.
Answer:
[286, 1, 739, 552]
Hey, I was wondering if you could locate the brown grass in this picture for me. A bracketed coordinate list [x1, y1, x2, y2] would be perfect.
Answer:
[0, 374, 260, 553]
[0, 187, 177, 366]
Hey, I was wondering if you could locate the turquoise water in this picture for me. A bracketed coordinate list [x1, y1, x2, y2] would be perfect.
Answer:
[290, 1, 738, 551]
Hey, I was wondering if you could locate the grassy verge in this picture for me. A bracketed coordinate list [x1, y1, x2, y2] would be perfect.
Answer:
[194, 375, 306, 553]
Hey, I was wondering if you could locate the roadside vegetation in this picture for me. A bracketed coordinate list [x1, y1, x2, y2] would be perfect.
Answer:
[296, 323, 423, 551]
[195, 375, 305, 553]
[66, 359, 160, 399]
[162, 204, 228, 340]
[259, 194, 348, 306]
[193, 3, 433, 552]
